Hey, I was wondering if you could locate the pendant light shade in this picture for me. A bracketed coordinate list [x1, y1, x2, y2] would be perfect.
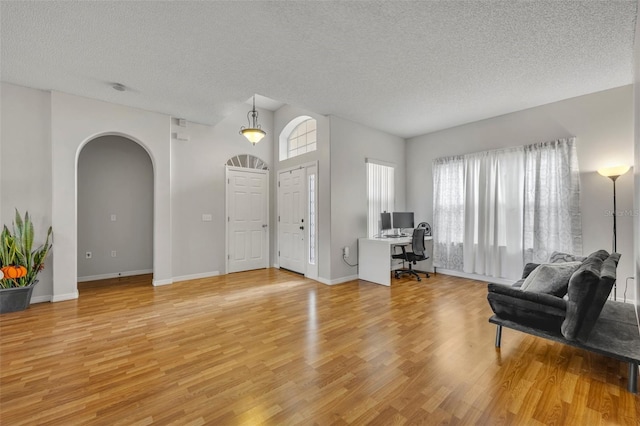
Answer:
[240, 95, 266, 145]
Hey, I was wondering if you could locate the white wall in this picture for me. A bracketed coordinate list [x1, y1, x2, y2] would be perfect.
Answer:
[0, 83, 53, 302]
[171, 107, 273, 280]
[1, 84, 277, 301]
[634, 1, 639, 318]
[77, 135, 153, 279]
[3, 78, 635, 299]
[51, 91, 172, 300]
[407, 86, 635, 299]
[329, 115, 406, 281]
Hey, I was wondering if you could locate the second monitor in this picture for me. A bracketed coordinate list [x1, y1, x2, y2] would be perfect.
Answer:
[392, 212, 414, 230]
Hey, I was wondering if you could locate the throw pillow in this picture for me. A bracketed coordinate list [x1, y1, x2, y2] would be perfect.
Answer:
[521, 263, 540, 279]
[548, 251, 586, 263]
[520, 261, 582, 296]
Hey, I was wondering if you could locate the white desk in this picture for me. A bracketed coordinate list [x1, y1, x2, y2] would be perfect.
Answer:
[358, 236, 433, 286]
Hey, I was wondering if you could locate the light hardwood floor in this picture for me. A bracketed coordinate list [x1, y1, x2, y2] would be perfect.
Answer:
[1, 269, 638, 425]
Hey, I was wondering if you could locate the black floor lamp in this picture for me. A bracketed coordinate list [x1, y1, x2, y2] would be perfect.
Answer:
[597, 165, 631, 300]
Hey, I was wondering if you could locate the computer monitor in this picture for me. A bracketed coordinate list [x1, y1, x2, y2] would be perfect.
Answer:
[392, 212, 414, 229]
[380, 212, 392, 231]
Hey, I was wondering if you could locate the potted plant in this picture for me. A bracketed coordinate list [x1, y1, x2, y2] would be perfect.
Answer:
[0, 210, 52, 313]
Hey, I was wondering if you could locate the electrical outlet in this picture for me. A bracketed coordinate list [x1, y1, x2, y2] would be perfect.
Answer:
[111, 250, 117, 258]
[110, 214, 117, 222]
[85, 251, 92, 259]
[343, 246, 349, 257]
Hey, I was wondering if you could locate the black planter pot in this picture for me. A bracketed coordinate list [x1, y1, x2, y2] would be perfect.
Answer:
[0, 282, 37, 314]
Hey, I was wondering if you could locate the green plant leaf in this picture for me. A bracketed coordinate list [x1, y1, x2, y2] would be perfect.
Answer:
[24, 212, 34, 255]
[1, 210, 53, 287]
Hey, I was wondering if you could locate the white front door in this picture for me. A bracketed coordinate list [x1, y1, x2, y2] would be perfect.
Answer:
[227, 168, 268, 273]
[278, 168, 305, 274]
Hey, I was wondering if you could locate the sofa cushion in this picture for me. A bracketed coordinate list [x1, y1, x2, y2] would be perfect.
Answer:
[548, 251, 586, 263]
[520, 261, 581, 296]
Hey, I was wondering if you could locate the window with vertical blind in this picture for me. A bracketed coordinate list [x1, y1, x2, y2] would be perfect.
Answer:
[366, 159, 395, 237]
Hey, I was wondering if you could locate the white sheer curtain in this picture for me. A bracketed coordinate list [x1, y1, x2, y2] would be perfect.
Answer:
[463, 148, 525, 279]
[432, 137, 582, 280]
[432, 156, 464, 270]
[366, 159, 394, 238]
[523, 138, 582, 263]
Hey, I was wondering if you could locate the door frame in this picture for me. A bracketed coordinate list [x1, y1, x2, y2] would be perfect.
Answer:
[277, 161, 318, 279]
[225, 165, 270, 274]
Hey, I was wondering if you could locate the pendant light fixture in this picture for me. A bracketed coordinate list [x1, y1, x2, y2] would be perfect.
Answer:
[240, 95, 266, 145]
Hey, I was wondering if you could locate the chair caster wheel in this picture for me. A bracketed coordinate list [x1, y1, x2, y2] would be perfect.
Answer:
[417, 277, 422, 281]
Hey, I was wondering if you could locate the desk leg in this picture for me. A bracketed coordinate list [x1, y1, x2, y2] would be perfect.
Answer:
[629, 363, 638, 393]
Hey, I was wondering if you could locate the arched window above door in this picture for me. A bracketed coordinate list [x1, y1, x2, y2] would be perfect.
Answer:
[225, 154, 269, 170]
[279, 116, 317, 161]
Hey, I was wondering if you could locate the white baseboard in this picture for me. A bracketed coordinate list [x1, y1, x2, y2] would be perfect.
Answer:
[611, 296, 635, 304]
[152, 278, 173, 286]
[172, 271, 220, 283]
[30, 295, 52, 304]
[78, 269, 153, 282]
[316, 275, 358, 285]
[435, 268, 513, 285]
[52, 291, 79, 302]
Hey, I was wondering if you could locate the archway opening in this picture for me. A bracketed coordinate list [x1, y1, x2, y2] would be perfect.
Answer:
[77, 135, 154, 285]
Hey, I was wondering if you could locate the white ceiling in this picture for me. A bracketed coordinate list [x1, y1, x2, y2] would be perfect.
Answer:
[1, 1, 637, 138]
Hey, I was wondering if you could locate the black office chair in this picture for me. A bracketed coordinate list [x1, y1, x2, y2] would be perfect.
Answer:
[392, 227, 430, 281]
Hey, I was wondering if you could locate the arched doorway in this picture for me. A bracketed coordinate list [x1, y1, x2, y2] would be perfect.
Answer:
[225, 154, 269, 273]
[77, 135, 154, 283]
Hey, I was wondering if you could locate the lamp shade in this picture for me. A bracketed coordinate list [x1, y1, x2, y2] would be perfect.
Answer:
[241, 128, 266, 145]
[597, 165, 631, 178]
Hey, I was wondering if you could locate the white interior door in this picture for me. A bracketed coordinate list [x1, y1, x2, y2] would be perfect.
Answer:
[227, 168, 268, 273]
[278, 168, 305, 274]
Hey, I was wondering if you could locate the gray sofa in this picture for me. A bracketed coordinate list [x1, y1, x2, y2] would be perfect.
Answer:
[487, 250, 640, 393]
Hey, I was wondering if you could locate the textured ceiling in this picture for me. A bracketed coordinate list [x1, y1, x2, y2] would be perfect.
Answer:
[1, 1, 637, 138]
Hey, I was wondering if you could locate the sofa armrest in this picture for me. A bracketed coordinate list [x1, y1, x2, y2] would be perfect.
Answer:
[487, 283, 567, 333]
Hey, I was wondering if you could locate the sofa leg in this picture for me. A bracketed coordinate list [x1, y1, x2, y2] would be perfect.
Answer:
[495, 325, 502, 348]
[629, 363, 638, 394]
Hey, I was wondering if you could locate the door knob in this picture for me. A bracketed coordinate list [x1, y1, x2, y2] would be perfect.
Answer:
[300, 226, 304, 230]
[262, 224, 268, 228]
